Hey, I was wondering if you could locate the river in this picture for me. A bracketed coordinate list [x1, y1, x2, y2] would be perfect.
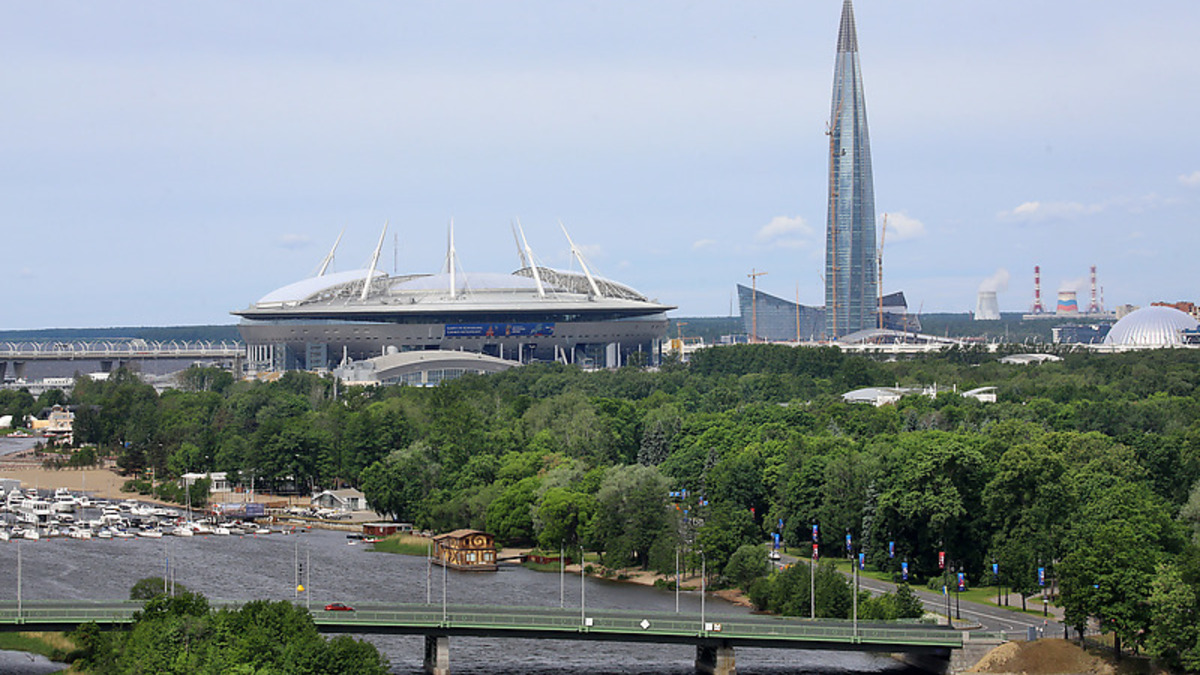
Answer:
[0, 530, 926, 674]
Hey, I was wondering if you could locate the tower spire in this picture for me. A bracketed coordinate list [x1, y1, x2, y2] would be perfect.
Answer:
[824, 0, 877, 338]
[837, 0, 858, 53]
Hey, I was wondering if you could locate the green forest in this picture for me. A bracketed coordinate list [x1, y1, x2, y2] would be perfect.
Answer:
[8, 344, 1200, 669]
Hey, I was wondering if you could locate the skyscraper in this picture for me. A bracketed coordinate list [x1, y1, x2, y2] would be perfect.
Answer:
[824, 0, 878, 338]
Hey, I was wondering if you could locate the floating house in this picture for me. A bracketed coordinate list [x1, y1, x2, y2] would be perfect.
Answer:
[431, 529, 498, 571]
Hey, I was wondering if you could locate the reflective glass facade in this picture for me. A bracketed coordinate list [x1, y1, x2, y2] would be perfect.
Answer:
[825, 0, 879, 338]
[737, 284, 825, 342]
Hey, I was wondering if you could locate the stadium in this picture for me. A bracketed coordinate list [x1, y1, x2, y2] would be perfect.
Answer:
[233, 225, 673, 376]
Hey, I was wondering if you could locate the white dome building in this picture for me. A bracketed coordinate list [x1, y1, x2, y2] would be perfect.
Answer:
[1102, 306, 1199, 348]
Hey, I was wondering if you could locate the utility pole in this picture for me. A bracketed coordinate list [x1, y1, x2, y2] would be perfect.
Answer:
[748, 270, 768, 343]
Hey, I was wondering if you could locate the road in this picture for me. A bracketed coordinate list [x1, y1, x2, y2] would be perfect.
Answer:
[775, 554, 1063, 639]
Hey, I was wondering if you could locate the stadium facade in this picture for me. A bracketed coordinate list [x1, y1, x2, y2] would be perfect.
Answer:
[233, 225, 673, 373]
[824, 0, 879, 338]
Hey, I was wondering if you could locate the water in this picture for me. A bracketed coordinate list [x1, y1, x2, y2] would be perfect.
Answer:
[0, 530, 923, 674]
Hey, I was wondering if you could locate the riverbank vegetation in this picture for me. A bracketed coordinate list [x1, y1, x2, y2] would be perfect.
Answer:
[5, 345, 1200, 664]
[69, 587, 387, 674]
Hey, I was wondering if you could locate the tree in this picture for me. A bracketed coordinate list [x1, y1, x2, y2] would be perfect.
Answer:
[588, 464, 671, 569]
[1058, 481, 1185, 651]
[1145, 561, 1200, 671]
[724, 543, 770, 591]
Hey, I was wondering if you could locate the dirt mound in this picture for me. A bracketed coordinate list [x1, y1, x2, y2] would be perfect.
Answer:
[969, 639, 1115, 675]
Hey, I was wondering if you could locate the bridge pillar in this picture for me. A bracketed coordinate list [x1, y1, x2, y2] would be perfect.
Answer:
[0, 361, 6, 380]
[11, 361, 25, 380]
[695, 641, 736, 675]
[423, 634, 450, 675]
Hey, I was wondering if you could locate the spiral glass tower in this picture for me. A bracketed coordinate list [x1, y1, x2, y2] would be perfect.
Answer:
[824, 0, 878, 338]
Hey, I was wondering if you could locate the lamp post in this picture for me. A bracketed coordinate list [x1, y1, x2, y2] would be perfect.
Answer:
[955, 565, 962, 620]
[700, 551, 707, 632]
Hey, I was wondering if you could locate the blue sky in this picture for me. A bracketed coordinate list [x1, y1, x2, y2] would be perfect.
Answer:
[2, 1, 1197, 327]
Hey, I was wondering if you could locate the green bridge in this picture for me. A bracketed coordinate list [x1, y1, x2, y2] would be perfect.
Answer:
[0, 601, 965, 674]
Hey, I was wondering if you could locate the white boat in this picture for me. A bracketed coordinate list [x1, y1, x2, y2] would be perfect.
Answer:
[112, 529, 135, 539]
[22, 528, 39, 541]
[171, 526, 194, 537]
[96, 528, 113, 540]
[138, 528, 163, 539]
[213, 526, 230, 536]
[17, 498, 53, 525]
[67, 526, 92, 540]
[0, 530, 9, 542]
[191, 522, 213, 535]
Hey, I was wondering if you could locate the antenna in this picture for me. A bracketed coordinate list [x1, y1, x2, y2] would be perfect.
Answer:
[559, 221, 602, 298]
[516, 219, 545, 298]
[316, 227, 345, 277]
[360, 221, 388, 302]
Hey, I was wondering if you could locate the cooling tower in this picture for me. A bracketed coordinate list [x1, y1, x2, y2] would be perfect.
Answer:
[1056, 290, 1079, 315]
[975, 291, 1000, 320]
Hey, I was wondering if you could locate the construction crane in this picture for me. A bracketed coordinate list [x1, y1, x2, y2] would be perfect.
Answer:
[748, 269, 768, 343]
[877, 213, 888, 330]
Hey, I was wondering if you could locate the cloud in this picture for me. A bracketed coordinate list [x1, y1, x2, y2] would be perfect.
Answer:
[755, 215, 812, 244]
[978, 268, 1010, 293]
[692, 238, 716, 250]
[881, 212, 926, 241]
[998, 200, 1104, 222]
[1180, 170, 1200, 187]
[276, 233, 312, 249]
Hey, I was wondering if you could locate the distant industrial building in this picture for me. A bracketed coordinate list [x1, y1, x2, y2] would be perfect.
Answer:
[1052, 324, 1111, 345]
[824, 0, 879, 338]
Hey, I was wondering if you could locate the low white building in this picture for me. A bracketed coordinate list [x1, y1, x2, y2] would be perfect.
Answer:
[181, 472, 231, 492]
[311, 488, 369, 512]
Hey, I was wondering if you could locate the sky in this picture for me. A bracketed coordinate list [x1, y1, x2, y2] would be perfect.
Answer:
[2, 1, 1198, 328]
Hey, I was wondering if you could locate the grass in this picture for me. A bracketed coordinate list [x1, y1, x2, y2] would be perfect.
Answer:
[0, 631, 74, 660]
[369, 533, 436, 556]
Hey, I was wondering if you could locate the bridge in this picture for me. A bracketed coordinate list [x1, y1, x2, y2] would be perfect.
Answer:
[0, 340, 243, 381]
[0, 600, 964, 675]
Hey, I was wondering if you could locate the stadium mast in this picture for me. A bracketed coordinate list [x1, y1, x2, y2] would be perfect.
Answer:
[360, 222, 388, 302]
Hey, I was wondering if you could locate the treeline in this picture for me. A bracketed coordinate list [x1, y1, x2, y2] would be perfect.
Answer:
[6, 346, 1200, 665]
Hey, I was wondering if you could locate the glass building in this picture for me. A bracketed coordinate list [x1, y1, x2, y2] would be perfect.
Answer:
[824, 0, 879, 338]
[737, 284, 825, 342]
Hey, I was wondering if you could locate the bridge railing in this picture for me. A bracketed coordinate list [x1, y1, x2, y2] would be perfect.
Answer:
[315, 604, 962, 647]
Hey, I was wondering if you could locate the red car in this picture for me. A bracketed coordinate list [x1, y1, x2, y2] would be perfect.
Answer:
[324, 603, 355, 612]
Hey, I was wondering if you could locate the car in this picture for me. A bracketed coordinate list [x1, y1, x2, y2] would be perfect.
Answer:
[324, 602, 355, 612]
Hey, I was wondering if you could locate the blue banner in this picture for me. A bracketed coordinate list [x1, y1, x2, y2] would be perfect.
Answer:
[888, 541, 895, 558]
[445, 322, 554, 337]
[812, 524, 818, 542]
[1038, 567, 1045, 587]
[957, 572, 966, 592]
[772, 533, 780, 550]
[901, 561, 908, 580]
[992, 562, 999, 577]
[858, 552, 865, 570]
[845, 532, 852, 554]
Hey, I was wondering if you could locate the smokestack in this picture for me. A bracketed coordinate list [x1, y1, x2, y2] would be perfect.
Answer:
[1087, 265, 1102, 314]
[1031, 266, 1045, 314]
